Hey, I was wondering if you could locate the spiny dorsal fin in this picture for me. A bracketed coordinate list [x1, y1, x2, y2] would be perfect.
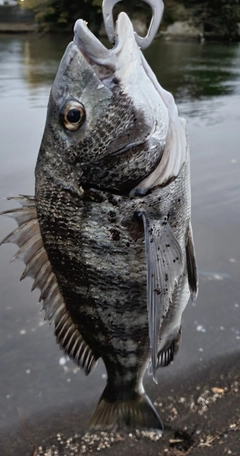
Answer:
[1, 195, 98, 375]
[140, 212, 183, 382]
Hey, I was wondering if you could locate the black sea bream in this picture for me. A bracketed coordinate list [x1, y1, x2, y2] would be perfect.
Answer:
[1, 12, 198, 431]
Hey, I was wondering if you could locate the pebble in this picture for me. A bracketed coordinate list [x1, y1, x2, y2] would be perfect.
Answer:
[34, 428, 163, 455]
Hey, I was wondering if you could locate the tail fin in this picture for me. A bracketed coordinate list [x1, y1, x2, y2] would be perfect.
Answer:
[88, 389, 163, 432]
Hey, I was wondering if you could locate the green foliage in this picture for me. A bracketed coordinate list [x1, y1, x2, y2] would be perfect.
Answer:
[91, 0, 102, 13]
[21, 0, 103, 32]
[181, 0, 240, 39]
[162, 1, 188, 25]
[20, 0, 240, 39]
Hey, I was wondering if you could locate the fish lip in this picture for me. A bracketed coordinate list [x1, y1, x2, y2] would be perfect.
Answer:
[73, 19, 116, 81]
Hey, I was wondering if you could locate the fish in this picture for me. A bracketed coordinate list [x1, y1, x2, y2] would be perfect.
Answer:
[0, 12, 198, 432]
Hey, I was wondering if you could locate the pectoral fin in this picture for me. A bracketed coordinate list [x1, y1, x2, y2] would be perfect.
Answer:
[140, 212, 183, 382]
[186, 222, 198, 300]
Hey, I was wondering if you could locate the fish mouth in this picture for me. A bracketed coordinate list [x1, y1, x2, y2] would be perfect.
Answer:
[73, 21, 115, 86]
[73, 13, 133, 86]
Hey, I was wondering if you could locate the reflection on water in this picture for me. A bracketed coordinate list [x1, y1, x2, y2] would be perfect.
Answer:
[21, 35, 70, 86]
[0, 33, 239, 452]
[1, 34, 240, 102]
[147, 40, 240, 101]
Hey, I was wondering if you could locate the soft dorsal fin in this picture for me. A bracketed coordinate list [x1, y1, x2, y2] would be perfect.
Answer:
[1, 196, 98, 375]
[157, 327, 182, 368]
[140, 211, 183, 382]
[157, 343, 174, 368]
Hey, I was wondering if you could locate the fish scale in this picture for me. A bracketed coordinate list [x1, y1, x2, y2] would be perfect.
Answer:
[36, 180, 152, 372]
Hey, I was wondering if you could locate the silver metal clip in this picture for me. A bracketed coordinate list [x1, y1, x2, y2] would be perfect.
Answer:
[102, 0, 164, 49]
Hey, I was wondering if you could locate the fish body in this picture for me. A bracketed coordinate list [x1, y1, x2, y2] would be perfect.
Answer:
[1, 13, 197, 431]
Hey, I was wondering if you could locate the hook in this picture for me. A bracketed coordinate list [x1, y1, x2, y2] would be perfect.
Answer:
[102, 0, 164, 49]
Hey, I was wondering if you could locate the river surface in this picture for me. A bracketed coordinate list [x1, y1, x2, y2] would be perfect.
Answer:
[0, 33, 239, 455]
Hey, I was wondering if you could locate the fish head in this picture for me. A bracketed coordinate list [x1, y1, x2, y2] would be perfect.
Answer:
[36, 12, 170, 196]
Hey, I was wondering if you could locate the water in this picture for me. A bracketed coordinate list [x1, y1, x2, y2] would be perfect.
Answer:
[0, 34, 239, 454]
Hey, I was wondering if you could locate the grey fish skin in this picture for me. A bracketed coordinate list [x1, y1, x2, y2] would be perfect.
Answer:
[1, 12, 198, 432]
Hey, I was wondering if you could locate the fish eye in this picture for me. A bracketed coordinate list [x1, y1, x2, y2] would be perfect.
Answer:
[60, 99, 86, 131]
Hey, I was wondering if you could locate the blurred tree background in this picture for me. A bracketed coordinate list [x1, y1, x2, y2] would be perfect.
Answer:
[19, 0, 240, 40]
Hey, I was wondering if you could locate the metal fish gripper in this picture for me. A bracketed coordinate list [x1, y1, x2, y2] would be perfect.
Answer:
[102, 0, 164, 49]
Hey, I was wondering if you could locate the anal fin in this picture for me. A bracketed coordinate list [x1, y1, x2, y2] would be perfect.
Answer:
[157, 327, 182, 368]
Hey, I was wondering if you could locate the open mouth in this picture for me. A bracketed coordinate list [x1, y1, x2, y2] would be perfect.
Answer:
[73, 19, 115, 66]
[73, 18, 118, 86]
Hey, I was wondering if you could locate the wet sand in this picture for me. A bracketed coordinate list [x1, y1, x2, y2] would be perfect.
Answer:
[0, 352, 239, 456]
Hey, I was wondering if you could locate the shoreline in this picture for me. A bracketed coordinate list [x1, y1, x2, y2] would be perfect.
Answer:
[0, 23, 36, 33]
[1, 25, 239, 44]
[1, 28, 239, 44]
[0, 4, 239, 42]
